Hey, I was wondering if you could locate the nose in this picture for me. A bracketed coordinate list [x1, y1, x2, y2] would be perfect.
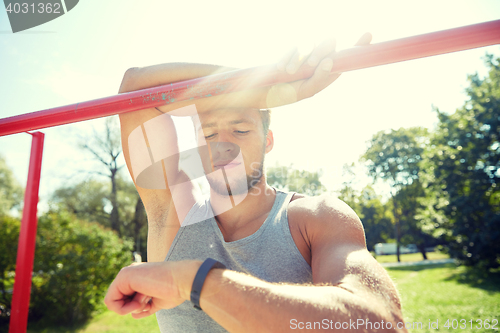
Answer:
[211, 141, 237, 158]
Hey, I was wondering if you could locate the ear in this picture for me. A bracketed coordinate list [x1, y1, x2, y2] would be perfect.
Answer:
[265, 130, 274, 154]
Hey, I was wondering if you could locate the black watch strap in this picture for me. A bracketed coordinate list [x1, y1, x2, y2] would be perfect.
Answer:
[190, 258, 226, 310]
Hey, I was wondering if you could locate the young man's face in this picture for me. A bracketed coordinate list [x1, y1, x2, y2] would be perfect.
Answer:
[195, 108, 273, 196]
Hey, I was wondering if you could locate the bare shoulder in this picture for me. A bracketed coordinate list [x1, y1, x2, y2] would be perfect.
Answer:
[288, 193, 366, 247]
[289, 194, 403, 315]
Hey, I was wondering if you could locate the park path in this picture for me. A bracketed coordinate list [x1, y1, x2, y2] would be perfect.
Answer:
[381, 258, 455, 268]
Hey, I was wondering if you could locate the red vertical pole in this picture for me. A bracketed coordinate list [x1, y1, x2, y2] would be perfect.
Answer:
[9, 132, 45, 333]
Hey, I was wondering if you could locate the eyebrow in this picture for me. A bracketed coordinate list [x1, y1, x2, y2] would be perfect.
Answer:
[198, 119, 254, 130]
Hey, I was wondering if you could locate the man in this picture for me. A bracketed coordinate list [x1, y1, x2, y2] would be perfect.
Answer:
[105, 34, 408, 332]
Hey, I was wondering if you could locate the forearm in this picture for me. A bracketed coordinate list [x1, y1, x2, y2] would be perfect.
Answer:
[120, 64, 233, 262]
[120, 62, 286, 115]
[119, 63, 236, 93]
[178, 263, 405, 333]
[118, 63, 263, 112]
[118, 83, 182, 256]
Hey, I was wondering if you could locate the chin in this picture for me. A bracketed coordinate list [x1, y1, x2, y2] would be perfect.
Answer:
[207, 172, 262, 197]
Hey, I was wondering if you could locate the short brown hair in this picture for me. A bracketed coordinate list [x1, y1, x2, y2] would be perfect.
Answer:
[260, 109, 271, 135]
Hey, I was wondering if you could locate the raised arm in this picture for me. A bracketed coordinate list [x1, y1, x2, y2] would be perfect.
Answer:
[118, 63, 236, 262]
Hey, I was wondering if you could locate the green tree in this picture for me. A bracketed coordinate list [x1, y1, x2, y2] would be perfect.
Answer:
[0, 215, 20, 325]
[51, 179, 110, 226]
[79, 117, 124, 236]
[356, 185, 394, 252]
[336, 163, 360, 211]
[0, 212, 133, 328]
[423, 54, 500, 270]
[0, 156, 23, 216]
[75, 117, 147, 258]
[392, 180, 432, 259]
[51, 176, 147, 260]
[116, 177, 148, 260]
[30, 211, 133, 326]
[362, 127, 430, 261]
[336, 164, 394, 252]
[266, 164, 326, 196]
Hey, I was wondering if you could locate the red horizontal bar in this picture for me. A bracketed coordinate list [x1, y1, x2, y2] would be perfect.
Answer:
[1, 19, 499, 137]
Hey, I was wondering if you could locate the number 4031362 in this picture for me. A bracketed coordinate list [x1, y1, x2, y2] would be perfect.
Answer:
[5, 2, 62, 14]
[443, 319, 498, 330]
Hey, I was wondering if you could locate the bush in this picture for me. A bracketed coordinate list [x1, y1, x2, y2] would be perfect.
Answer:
[0, 215, 20, 329]
[0, 212, 133, 328]
[30, 211, 134, 326]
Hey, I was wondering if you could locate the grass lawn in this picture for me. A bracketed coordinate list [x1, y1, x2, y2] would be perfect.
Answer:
[26, 308, 160, 333]
[23, 262, 499, 333]
[75, 310, 159, 333]
[387, 263, 500, 333]
[375, 251, 450, 263]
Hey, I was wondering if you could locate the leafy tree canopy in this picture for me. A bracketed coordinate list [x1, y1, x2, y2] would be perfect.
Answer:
[361, 127, 431, 261]
[0, 156, 23, 216]
[424, 54, 500, 270]
[362, 127, 429, 189]
[267, 164, 326, 196]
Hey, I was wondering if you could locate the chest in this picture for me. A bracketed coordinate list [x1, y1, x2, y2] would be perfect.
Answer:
[155, 198, 313, 266]
[166, 216, 313, 284]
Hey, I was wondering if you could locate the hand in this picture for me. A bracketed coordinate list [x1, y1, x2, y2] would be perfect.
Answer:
[104, 261, 200, 319]
[266, 33, 372, 107]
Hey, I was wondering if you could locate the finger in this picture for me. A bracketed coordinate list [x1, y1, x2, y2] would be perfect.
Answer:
[277, 47, 297, 71]
[131, 293, 151, 314]
[285, 49, 301, 74]
[355, 32, 372, 46]
[131, 302, 159, 319]
[278, 47, 305, 74]
[298, 57, 340, 100]
[286, 41, 316, 74]
[134, 293, 151, 304]
[132, 300, 152, 314]
[104, 269, 139, 313]
[307, 38, 336, 67]
[104, 285, 133, 313]
[131, 310, 153, 319]
[114, 299, 145, 316]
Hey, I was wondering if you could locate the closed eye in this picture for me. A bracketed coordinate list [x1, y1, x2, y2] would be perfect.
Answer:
[204, 131, 250, 139]
[205, 133, 217, 139]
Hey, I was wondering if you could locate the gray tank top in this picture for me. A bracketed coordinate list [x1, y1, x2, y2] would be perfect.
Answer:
[156, 190, 312, 332]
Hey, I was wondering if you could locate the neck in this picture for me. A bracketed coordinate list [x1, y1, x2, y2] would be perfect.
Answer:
[209, 179, 276, 240]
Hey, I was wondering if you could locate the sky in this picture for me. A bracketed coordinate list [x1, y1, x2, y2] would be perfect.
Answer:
[0, 0, 499, 212]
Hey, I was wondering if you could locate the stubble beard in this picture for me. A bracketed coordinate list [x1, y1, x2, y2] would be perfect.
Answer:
[207, 162, 264, 196]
